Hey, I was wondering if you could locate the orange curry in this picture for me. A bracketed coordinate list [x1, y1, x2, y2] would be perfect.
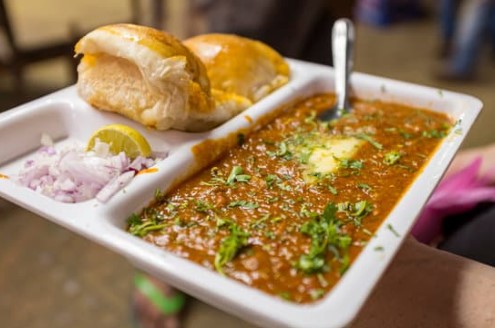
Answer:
[127, 94, 452, 303]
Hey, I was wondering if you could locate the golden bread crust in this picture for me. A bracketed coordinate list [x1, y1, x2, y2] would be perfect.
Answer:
[184, 33, 290, 102]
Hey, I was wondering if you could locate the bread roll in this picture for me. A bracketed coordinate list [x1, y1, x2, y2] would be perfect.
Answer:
[76, 25, 290, 132]
[76, 24, 237, 132]
[183, 34, 290, 107]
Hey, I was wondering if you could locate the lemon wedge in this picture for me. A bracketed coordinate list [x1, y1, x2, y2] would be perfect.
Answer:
[87, 124, 152, 158]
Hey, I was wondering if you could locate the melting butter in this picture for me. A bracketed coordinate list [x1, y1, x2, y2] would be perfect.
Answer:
[293, 136, 364, 183]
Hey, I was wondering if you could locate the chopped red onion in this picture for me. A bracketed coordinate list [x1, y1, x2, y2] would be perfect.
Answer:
[16, 139, 165, 203]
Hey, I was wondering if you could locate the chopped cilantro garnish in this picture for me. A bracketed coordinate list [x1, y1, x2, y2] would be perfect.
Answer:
[317, 273, 329, 287]
[355, 133, 383, 150]
[265, 174, 281, 188]
[201, 167, 227, 186]
[127, 213, 142, 227]
[339, 253, 350, 275]
[154, 188, 164, 200]
[267, 141, 293, 160]
[304, 111, 317, 124]
[276, 182, 292, 191]
[215, 217, 233, 229]
[338, 158, 363, 170]
[174, 217, 186, 227]
[295, 203, 352, 274]
[237, 133, 245, 146]
[127, 213, 167, 237]
[328, 185, 338, 195]
[399, 130, 413, 139]
[383, 151, 402, 165]
[250, 214, 270, 229]
[265, 231, 276, 239]
[226, 166, 251, 185]
[299, 150, 312, 164]
[278, 291, 292, 301]
[387, 223, 400, 237]
[357, 183, 371, 192]
[338, 201, 373, 227]
[214, 224, 250, 275]
[422, 129, 448, 139]
[194, 200, 214, 213]
[267, 196, 279, 203]
[227, 200, 259, 209]
[310, 288, 325, 300]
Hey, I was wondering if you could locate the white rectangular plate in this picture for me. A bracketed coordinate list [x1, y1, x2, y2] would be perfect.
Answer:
[0, 59, 482, 328]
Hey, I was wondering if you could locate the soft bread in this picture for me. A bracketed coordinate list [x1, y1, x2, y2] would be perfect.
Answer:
[183, 34, 290, 106]
[76, 24, 235, 131]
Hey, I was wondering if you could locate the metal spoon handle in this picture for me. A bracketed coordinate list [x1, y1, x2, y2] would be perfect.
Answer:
[332, 18, 355, 114]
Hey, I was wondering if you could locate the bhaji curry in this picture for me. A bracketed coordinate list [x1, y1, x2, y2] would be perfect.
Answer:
[127, 94, 453, 303]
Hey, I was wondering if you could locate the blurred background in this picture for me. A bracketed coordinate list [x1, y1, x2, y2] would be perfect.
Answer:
[1, 0, 494, 327]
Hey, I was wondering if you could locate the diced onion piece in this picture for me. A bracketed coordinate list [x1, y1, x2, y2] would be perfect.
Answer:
[16, 141, 165, 203]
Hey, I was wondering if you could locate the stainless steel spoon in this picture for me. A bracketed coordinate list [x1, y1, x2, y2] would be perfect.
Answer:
[319, 18, 355, 121]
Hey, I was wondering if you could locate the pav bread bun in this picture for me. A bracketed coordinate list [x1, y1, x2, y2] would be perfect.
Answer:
[183, 34, 290, 108]
[76, 24, 238, 132]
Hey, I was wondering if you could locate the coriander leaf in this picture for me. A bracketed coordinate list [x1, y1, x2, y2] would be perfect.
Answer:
[216, 217, 233, 229]
[357, 183, 371, 192]
[387, 223, 401, 237]
[399, 130, 412, 139]
[296, 254, 326, 273]
[265, 174, 280, 188]
[299, 150, 312, 164]
[338, 201, 373, 227]
[194, 200, 214, 213]
[338, 158, 363, 170]
[237, 133, 245, 146]
[276, 182, 292, 191]
[264, 231, 276, 240]
[295, 203, 352, 275]
[127, 213, 142, 226]
[214, 224, 250, 275]
[328, 185, 338, 195]
[383, 151, 402, 165]
[355, 133, 383, 150]
[267, 141, 293, 160]
[226, 166, 251, 185]
[127, 213, 167, 237]
[227, 200, 259, 209]
[154, 188, 164, 200]
[202, 167, 226, 186]
[250, 214, 270, 229]
[422, 129, 448, 138]
[278, 291, 292, 301]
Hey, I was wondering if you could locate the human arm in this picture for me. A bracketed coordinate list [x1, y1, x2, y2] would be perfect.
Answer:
[352, 237, 495, 327]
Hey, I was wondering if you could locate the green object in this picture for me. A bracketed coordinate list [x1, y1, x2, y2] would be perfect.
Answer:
[133, 274, 186, 315]
[214, 224, 250, 275]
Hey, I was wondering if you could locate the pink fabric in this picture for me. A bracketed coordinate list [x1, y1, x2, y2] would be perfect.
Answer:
[412, 157, 495, 244]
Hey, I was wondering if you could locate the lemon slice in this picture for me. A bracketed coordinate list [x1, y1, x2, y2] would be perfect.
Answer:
[87, 124, 152, 158]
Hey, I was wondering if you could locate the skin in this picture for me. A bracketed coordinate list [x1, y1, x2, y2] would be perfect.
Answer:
[353, 237, 495, 327]
[353, 144, 495, 327]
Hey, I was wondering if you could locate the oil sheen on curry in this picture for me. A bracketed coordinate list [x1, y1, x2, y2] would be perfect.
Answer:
[127, 94, 453, 303]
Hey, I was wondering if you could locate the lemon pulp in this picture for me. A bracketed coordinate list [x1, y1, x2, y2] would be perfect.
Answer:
[87, 124, 152, 159]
